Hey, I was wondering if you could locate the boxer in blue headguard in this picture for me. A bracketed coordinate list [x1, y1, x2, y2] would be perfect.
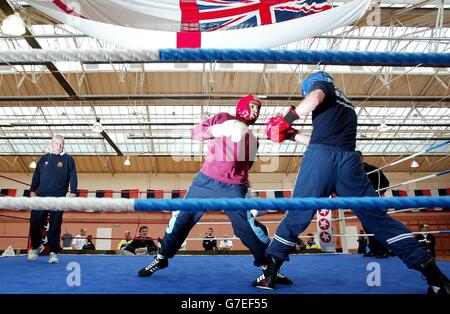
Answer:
[257, 71, 449, 294]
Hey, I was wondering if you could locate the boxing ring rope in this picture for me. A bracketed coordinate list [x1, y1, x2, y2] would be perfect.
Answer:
[0, 196, 449, 212]
[1, 170, 449, 206]
[0, 205, 432, 225]
[1, 196, 448, 253]
[0, 49, 449, 67]
[1, 169, 448, 226]
[366, 140, 450, 175]
[160, 50, 450, 67]
[376, 170, 450, 194]
[318, 230, 450, 238]
[1, 170, 449, 198]
[0, 49, 159, 64]
[340, 207, 429, 223]
[1, 230, 449, 242]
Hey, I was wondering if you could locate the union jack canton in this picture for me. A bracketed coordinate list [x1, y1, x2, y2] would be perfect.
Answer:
[180, 0, 332, 32]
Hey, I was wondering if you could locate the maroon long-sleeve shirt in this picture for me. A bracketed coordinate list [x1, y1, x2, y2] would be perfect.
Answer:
[191, 112, 258, 186]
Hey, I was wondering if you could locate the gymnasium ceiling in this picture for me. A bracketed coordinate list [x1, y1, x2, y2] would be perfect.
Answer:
[0, 0, 448, 174]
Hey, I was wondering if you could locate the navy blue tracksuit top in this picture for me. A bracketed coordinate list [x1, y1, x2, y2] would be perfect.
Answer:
[30, 153, 77, 197]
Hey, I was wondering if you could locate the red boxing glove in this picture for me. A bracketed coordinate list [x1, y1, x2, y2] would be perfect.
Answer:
[266, 117, 299, 143]
[265, 116, 285, 142]
[266, 107, 300, 136]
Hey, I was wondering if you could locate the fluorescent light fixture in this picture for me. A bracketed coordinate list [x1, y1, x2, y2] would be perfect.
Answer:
[2, 12, 26, 36]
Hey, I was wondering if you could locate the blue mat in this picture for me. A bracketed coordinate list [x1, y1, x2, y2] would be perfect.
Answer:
[1, 254, 449, 294]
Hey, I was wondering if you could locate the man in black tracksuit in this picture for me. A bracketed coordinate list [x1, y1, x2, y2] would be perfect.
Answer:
[28, 135, 77, 264]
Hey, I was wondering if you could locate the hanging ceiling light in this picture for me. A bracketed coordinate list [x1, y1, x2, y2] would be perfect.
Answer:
[2, 12, 26, 36]
[123, 156, 131, 166]
[377, 123, 390, 132]
[410, 160, 419, 168]
[92, 120, 103, 133]
[29, 160, 37, 169]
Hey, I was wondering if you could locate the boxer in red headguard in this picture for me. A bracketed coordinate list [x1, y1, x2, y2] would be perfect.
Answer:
[138, 96, 292, 285]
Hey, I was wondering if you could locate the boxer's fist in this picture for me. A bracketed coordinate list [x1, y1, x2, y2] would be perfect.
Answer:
[211, 119, 248, 142]
[266, 118, 299, 143]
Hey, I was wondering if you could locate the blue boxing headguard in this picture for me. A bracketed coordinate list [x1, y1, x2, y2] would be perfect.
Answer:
[301, 71, 334, 96]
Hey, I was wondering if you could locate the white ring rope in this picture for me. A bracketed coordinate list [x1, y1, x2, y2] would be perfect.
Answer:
[185, 230, 448, 241]
[341, 207, 427, 220]
[0, 49, 159, 64]
[0, 197, 134, 212]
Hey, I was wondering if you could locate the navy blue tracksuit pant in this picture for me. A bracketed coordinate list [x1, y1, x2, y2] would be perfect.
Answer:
[160, 172, 270, 266]
[29, 210, 63, 253]
[266, 144, 431, 269]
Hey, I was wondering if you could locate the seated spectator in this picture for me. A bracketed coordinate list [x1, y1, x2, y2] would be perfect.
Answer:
[306, 233, 321, 250]
[71, 228, 87, 250]
[117, 231, 133, 250]
[218, 234, 233, 253]
[82, 235, 96, 250]
[415, 224, 436, 257]
[202, 228, 217, 251]
[61, 228, 73, 250]
[124, 226, 157, 255]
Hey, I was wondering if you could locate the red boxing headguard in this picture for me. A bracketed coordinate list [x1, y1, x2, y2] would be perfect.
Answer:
[235, 95, 261, 125]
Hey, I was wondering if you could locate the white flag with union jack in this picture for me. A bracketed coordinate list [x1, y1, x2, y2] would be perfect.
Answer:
[27, 0, 371, 48]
